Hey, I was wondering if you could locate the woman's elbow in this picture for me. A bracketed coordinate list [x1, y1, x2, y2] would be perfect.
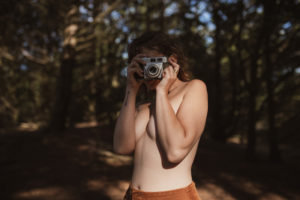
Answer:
[113, 143, 134, 155]
[166, 149, 186, 164]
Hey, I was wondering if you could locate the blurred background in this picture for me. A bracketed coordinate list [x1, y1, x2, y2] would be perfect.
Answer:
[0, 0, 299, 199]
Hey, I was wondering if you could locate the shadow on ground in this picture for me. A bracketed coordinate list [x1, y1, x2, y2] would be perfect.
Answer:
[193, 140, 300, 200]
[0, 125, 299, 200]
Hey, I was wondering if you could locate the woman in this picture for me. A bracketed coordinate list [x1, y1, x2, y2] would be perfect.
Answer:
[114, 31, 208, 200]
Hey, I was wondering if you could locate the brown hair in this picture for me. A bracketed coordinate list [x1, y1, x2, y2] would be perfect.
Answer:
[128, 31, 190, 81]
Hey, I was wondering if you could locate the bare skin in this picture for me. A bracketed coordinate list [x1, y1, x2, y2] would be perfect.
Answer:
[114, 48, 208, 192]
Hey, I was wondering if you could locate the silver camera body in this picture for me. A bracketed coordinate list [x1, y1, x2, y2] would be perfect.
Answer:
[141, 56, 169, 80]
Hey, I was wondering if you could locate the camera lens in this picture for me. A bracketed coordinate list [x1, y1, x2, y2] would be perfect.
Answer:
[149, 66, 158, 74]
[145, 63, 163, 80]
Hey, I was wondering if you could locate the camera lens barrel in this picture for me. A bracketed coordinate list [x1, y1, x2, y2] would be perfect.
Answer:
[145, 64, 162, 79]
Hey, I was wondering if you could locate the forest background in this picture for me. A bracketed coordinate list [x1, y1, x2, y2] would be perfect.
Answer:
[0, 0, 299, 200]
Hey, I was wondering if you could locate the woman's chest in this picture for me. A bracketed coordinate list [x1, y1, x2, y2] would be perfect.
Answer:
[145, 96, 183, 140]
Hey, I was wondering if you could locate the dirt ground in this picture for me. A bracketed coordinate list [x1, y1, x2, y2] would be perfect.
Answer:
[0, 124, 299, 200]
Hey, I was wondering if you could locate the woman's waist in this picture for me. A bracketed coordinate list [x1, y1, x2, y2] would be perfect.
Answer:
[131, 167, 192, 192]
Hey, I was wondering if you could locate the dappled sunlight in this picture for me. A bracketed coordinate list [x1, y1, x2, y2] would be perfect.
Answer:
[97, 148, 132, 167]
[1, 126, 299, 200]
[74, 121, 99, 128]
[258, 193, 287, 200]
[86, 179, 129, 199]
[14, 187, 73, 200]
[105, 181, 130, 200]
[76, 139, 133, 167]
[219, 173, 263, 195]
[197, 181, 289, 200]
[86, 179, 106, 191]
[77, 144, 92, 152]
[1, 0, 299, 199]
[197, 183, 235, 200]
[18, 122, 39, 131]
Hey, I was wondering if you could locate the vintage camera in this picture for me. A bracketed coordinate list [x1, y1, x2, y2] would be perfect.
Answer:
[140, 56, 169, 80]
[120, 56, 169, 80]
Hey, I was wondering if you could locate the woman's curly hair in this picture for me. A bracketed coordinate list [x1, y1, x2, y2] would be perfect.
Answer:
[128, 31, 190, 82]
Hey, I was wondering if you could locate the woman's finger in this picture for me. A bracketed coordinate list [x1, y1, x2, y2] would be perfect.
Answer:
[130, 58, 145, 69]
[162, 66, 172, 79]
[129, 66, 143, 77]
[137, 69, 143, 77]
[135, 58, 146, 66]
[133, 54, 147, 65]
[164, 64, 178, 79]
[129, 60, 143, 72]
[169, 59, 179, 75]
[169, 57, 178, 66]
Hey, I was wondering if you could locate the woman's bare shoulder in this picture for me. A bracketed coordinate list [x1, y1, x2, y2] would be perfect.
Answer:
[187, 79, 206, 87]
[184, 79, 207, 95]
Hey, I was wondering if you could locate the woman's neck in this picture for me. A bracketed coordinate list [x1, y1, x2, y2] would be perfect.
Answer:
[168, 79, 182, 94]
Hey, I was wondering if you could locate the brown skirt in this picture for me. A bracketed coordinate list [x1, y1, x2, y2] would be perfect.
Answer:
[123, 182, 201, 200]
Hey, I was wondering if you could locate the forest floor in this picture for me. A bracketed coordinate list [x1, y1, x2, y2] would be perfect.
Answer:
[0, 123, 300, 200]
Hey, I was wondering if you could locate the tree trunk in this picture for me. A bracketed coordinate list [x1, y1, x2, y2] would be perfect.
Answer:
[246, 3, 265, 160]
[246, 59, 257, 160]
[93, 1, 122, 125]
[228, 54, 238, 137]
[263, 0, 281, 162]
[212, 2, 225, 142]
[48, 6, 78, 131]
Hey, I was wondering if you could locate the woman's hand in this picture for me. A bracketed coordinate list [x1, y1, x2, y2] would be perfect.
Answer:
[126, 54, 146, 91]
[156, 57, 179, 94]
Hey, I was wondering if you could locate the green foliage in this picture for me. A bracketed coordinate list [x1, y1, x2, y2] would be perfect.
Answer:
[0, 0, 299, 160]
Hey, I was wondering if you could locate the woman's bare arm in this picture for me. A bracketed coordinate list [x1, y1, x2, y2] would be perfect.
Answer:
[113, 54, 146, 154]
[155, 79, 208, 163]
[113, 86, 138, 154]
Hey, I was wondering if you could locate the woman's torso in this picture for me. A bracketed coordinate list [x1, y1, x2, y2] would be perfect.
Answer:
[131, 80, 200, 192]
